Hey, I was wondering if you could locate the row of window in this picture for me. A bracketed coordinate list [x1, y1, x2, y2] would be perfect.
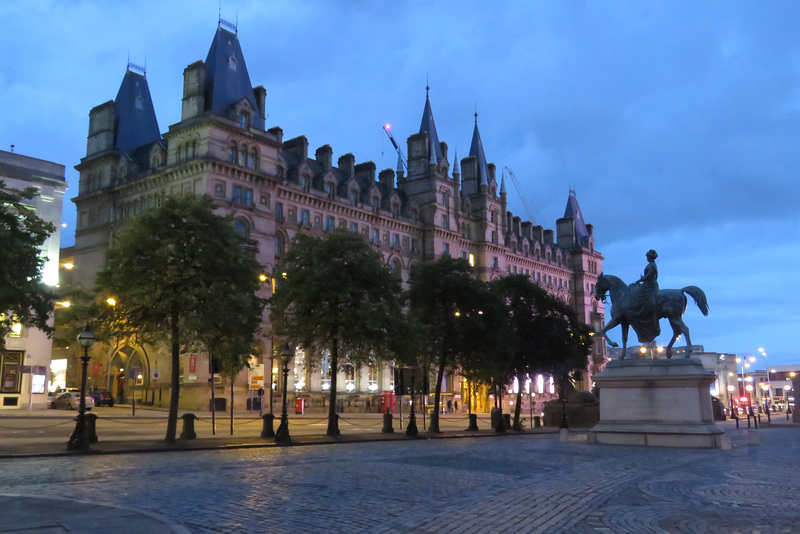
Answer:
[227, 143, 260, 170]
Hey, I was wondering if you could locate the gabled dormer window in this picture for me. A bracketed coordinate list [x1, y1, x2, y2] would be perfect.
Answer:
[238, 112, 249, 129]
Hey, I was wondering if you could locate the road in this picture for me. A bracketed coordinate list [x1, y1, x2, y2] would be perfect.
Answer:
[0, 420, 798, 533]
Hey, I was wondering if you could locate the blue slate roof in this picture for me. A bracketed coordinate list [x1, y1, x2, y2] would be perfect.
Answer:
[564, 190, 591, 245]
[469, 116, 490, 185]
[113, 70, 161, 155]
[419, 92, 443, 163]
[204, 26, 264, 129]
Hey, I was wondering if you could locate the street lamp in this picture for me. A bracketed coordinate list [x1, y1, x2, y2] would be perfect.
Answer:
[67, 324, 95, 451]
[727, 385, 735, 417]
[275, 343, 292, 444]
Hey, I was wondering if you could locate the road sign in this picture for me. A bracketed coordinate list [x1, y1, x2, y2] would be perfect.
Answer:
[250, 364, 264, 390]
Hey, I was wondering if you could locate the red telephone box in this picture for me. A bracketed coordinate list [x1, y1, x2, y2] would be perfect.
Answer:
[379, 391, 396, 413]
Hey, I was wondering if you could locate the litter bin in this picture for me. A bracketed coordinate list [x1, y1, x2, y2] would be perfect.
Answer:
[295, 398, 305, 414]
[209, 397, 227, 412]
[246, 397, 262, 411]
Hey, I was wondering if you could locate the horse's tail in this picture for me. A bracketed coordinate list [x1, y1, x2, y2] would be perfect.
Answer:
[682, 286, 709, 316]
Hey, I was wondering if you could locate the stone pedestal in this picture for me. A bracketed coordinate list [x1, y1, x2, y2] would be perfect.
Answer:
[588, 358, 724, 448]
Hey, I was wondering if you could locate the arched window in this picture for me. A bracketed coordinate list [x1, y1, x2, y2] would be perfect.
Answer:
[274, 234, 285, 255]
[238, 145, 247, 166]
[247, 150, 258, 170]
[228, 145, 237, 163]
[233, 219, 249, 242]
[389, 259, 399, 275]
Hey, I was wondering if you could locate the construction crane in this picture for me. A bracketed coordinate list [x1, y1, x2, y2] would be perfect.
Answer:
[503, 166, 536, 224]
[382, 124, 408, 172]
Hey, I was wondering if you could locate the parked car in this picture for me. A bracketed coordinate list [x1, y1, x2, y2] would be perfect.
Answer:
[50, 391, 95, 411]
[47, 388, 79, 407]
[90, 390, 115, 407]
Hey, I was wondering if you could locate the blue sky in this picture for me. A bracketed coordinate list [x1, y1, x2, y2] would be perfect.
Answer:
[2, 1, 798, 367]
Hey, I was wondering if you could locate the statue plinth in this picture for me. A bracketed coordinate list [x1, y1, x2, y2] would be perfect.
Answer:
[588, 358, 724, 448]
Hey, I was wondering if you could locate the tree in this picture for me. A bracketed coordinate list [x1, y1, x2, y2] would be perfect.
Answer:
[0, 181, 56, 347]
[493, 275, 592, 428]
[269, 229, 405, 437]
[407, 256, 509, 432]
[96, 196, 266, 443]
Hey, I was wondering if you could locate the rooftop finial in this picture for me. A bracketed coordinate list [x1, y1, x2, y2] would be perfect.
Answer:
[219, 6, 238, 33]
[474, 102, 478, 123]
[426, 75, 430, 98]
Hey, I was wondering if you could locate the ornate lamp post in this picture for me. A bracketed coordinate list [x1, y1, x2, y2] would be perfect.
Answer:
[67, 324, 95, 451]
[275, 343, 293, 444]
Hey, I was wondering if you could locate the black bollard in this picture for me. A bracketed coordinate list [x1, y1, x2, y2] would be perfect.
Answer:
[180, 413, 197, 440]
[503, 413, 512, 430]
[466, 413, 479, 431]
[382, 411, 394, 433]
[534, 415, 542, 428]
[85, 413, 98, 443]
[261, 413, 275, 438]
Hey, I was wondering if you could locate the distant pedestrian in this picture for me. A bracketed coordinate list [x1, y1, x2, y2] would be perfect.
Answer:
[447, 400, 452, 413]
[454, 400, 458, 412]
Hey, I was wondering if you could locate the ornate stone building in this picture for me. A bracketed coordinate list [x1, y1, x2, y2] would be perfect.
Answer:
[68, 21, 605, 412]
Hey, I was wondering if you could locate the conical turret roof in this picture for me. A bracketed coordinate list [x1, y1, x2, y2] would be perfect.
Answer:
[204, 25, 264, 129]
[419, 89, 442, 163]
[113, 69, 161, 154]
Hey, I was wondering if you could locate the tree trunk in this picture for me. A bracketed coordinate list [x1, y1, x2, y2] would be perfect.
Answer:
[326, 335, 340, 436]
[165, 310, 180, 443]
[431, 353, 446, 433]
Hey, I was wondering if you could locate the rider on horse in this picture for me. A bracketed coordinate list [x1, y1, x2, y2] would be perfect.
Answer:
[627, 249, 660, 343]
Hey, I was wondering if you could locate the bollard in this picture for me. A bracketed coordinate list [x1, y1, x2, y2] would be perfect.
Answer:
[85, 413, 98, 443]
[180, 413, 197, 440]
[466, 413, 479, 431]
[534, 415, 542, 428]
[490, 407, 501, 429]
[502, 413, 512, 430]
[261, 413, 275, 438]
[382, 411, 394, 433]
[559, 428, 569, 442]
[720, 433, 732, 450]
[755, 414, 760, 429]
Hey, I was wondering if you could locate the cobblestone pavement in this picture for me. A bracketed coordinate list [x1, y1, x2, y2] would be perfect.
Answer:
[0, 425, 798, 533]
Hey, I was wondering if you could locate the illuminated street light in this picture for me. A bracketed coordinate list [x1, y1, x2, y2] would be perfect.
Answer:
[67, 324, 95, 451]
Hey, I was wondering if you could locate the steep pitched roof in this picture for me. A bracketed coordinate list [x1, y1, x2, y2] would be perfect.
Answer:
[419, 90, 443, 163]
[563, 189, 590, 245]
[204, 26, 264, 129]
[113, 69, 161, 154]
[469, 115, 490, 185]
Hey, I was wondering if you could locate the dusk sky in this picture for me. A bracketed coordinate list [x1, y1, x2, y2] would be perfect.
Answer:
[3, 1, 798, 367]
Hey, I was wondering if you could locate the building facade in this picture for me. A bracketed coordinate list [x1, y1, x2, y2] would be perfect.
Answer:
[67, 22, 605, 412]
[0, 150, 67, 409]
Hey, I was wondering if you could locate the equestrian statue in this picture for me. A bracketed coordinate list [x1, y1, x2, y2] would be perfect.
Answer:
[594, 249, 709, 359]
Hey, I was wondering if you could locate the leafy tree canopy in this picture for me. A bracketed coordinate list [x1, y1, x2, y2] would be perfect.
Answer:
[96, 195, 266, 441]
[407, 256, 510, 430]
[0, 181, 56, 347]
[270, 228, 405, 435]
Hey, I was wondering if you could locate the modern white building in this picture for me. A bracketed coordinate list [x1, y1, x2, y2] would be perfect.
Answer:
[0, 150, 67, 409]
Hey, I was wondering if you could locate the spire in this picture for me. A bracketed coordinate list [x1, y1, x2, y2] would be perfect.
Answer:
[419, 85, 443, 163]
[113, 68, 161, 154]
[564, 189, 590, 245]
[203, 25, 264, 129]
[469, 112, 490, 185]
[500, 174, 506, 195]
[396, 152, 404, 173]
[452, 148, 460, 176]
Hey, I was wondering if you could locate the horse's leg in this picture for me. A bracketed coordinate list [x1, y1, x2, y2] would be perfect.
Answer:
[675, 318, 693, 358]
[620, 323, 629, 360]
[665, 319, 682, 359]
[599, 317, 622, 349]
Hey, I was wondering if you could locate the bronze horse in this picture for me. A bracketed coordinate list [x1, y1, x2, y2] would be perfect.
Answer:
[594, 273, 709, 359]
